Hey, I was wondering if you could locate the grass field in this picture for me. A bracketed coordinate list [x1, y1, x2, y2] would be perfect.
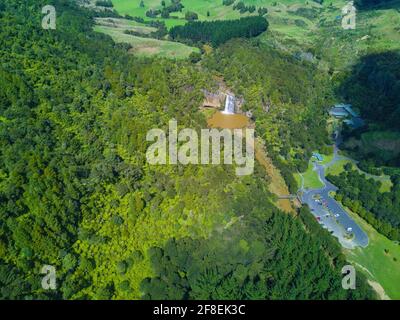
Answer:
[256, 0, 400, 69]
[111, 0, 330, 28]
[110, 0, 341, 30]
[95, 17, 157, 34]
[295, 162, 324, 190]
[91, 2, 201, 58]
[94, 24, 199, 58]
[109, 1, 400, 44]
[344, 207, 400, 300]
[320, 152, 335, 166]
[295, 151, 334, 190]
[105, 0, 400, 66]
[326, 158, 352, 176]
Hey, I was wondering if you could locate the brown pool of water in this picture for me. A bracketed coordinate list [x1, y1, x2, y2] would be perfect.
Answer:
[207, 111, 249, 129]
[206, 111, 295, 213]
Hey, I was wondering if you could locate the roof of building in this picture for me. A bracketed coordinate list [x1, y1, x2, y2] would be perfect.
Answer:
[312, 152, 324, 161]
[329, 107, 349, 117]
[342, 105, 359, 117]
[344, 117, 365, 129]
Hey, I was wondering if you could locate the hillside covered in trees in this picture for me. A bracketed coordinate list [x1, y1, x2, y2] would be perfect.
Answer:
[0, 0, 378, 300]
[203, 40, 334, 193]
[141, 204, 374, 300]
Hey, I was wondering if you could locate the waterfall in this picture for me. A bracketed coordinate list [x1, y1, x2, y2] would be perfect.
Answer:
[222, 94, 235, 114]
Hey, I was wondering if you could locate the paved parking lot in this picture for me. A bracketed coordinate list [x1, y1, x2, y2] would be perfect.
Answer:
[301, 163, 369, 249]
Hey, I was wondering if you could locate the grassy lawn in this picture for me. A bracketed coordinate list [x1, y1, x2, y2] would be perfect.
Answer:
[111, 0, 248, 28]
[326, 158, 351, 176]
[94, 25, 199, 59]
[344, 207, 400, 300]
[295, 150, 333, 190]
[320, 152, 334, 166]
[303, 162, 324, 189]
[295, 162, 324, 190]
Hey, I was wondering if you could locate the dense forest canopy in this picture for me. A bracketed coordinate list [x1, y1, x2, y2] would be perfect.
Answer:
[327, 168, 400, 241]
[0, 0, 209, 299]
[169, 16, 268, 47]
[141, 204, 375, 300]
[0, 0, 379, 300]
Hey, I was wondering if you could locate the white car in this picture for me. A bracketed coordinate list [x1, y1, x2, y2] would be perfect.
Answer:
[346, 227, 353, 232]
[334, 214, 340, 218]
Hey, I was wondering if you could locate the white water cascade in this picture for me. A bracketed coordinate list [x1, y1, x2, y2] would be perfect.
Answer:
[222, 94, 235, 114]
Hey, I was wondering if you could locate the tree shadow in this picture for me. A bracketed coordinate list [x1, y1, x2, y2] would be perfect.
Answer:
[337, 50, 400, 167]
[338, 50, 400, 128]
[355, 0, 400, 11]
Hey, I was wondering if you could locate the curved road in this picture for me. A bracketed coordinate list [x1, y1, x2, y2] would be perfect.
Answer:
[300, 136, 369, 249]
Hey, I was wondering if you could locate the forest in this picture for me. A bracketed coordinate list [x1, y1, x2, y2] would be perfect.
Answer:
[327, 167, 400, 241]
[141, 202, 374, 300]
[0, 0, 377, 300]
[203, 40, 335, 193]
[169, 16, 268, 47]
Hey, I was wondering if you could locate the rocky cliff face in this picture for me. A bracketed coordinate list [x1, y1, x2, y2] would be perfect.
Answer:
[201, 89, 245, 114]
[201, 89, 225, 108]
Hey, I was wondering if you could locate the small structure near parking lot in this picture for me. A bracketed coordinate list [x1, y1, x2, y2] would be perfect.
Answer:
[312, 152, 324, 162]
[329, 104, 365, 129]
